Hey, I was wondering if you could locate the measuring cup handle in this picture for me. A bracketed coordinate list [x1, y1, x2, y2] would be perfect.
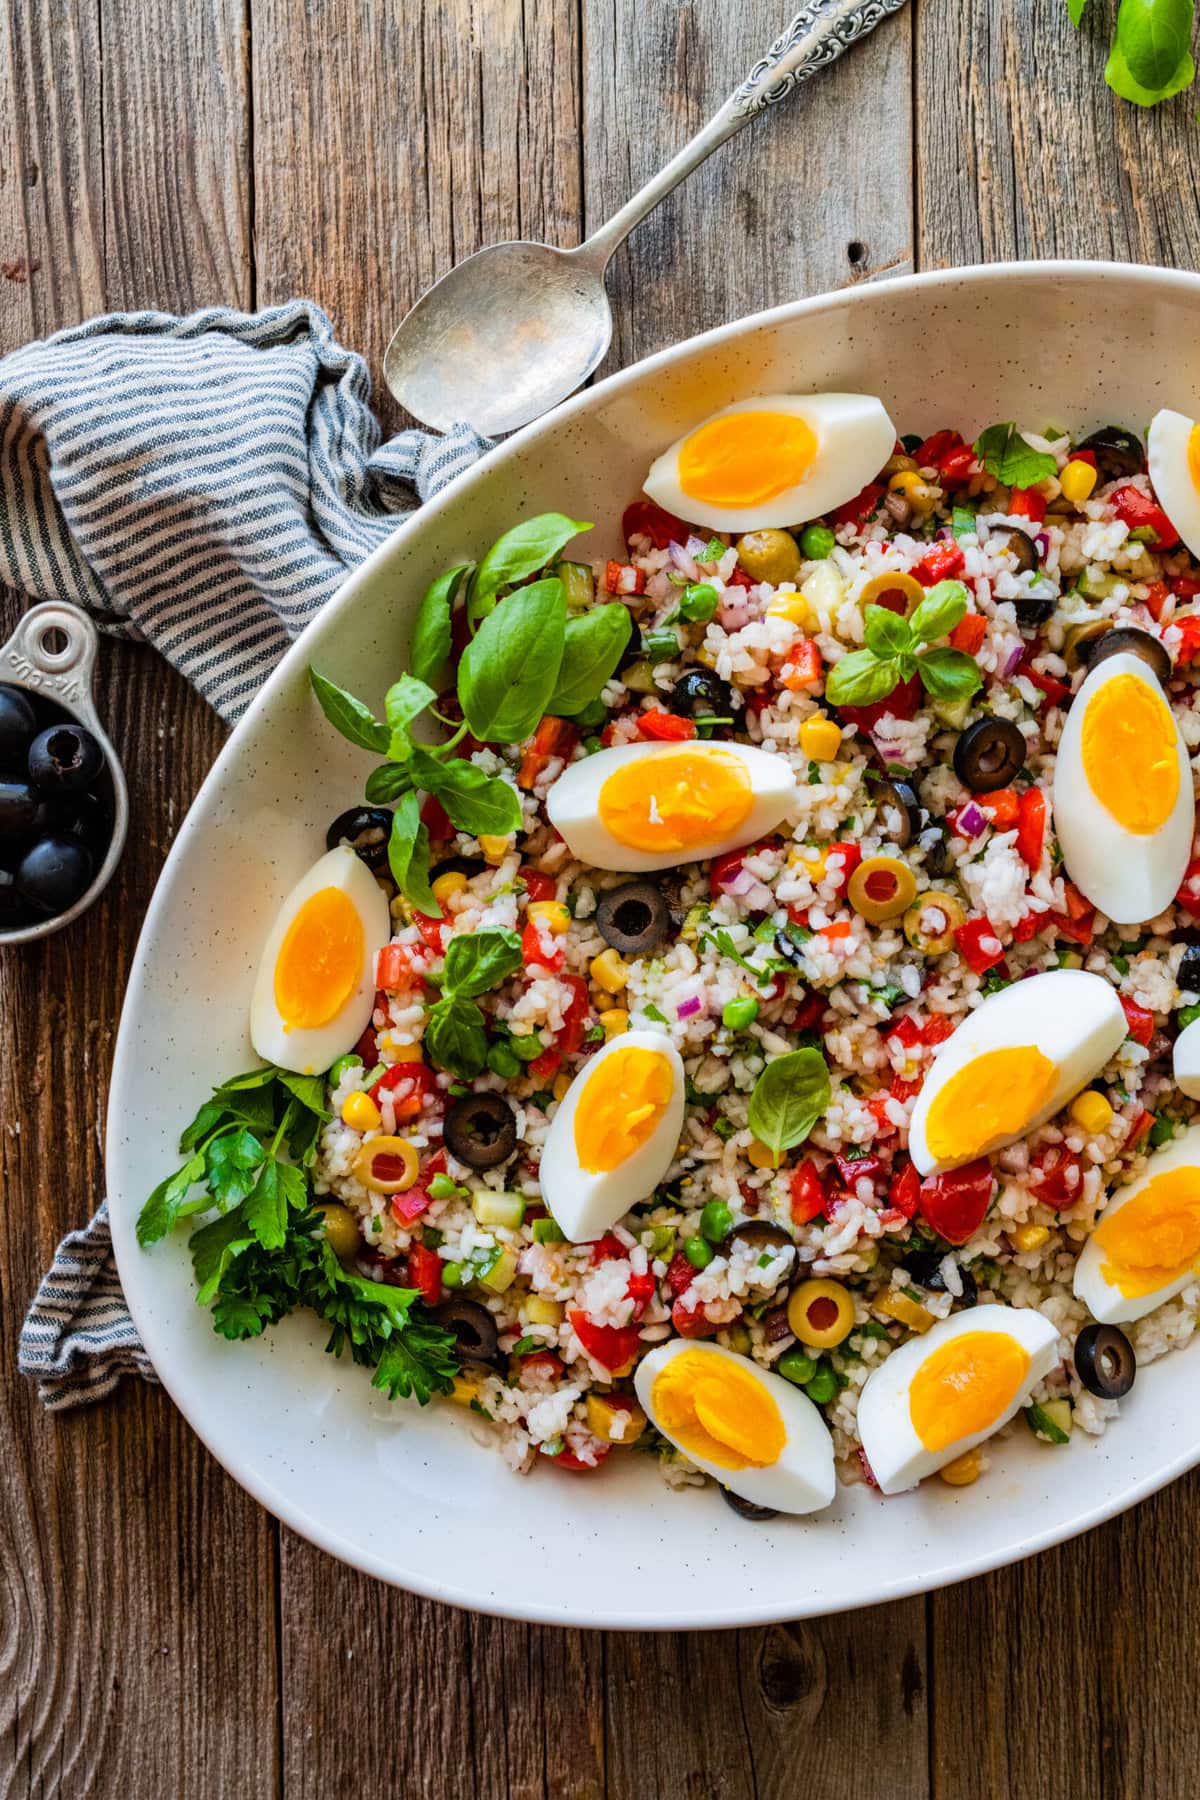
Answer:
[0, 602, 104, 735]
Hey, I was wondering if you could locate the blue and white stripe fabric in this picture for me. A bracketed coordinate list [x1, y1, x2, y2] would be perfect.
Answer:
[0, 300, 489, 720]
[10, 300, 488, 1408]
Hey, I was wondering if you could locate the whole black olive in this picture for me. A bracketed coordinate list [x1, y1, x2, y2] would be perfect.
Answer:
[0, 683, 37, 771]
[952, 716, 1026, 791]
[595, 880, 672, 956]
[0, 865, 34, 928]
[773, 926, 808, 968]
[1178, 944, 1200, 999]
[326, 805, 394, 871]
[667, 667, 735, 722]
[1074, 1322, 1136, 1399]
[874, 778, 924, 848]
[444, 1092, 518, 1170]
[437, 854, 488, 881]
[432, 1299, 501, 1364]
[905, 1250, 978, 1308]
[60, 789, 113, 860]
[1010, 595, 1056, 628]
[1076, 425, 1145, 483]
[987, 523, 1041, 573]
[15, 834, 95, 915]
[719, 1485, 779, 1521]
[0, 780, 52, 840]
[1082, 625, 1172, 687]
[27, 723, 104, 795]
[722, 1220, 794, 1262]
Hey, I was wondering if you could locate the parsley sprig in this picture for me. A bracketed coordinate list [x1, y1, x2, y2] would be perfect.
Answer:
[825, 581, 983, 711]
[973, 423, 1058, 490]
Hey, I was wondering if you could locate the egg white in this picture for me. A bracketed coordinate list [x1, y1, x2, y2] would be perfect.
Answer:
[1147, 408, 1200, 561]
[250, 845, 391, 1075]
[908, 970, 1126, 1177]
[856, 1304, 1061, 1494]
[634, 1339, 837, 1515]
[544, 740, 797, 874]
[1073, 1120, 1200, 1325]
[1052, 651, 1193, 926]
[642, 392, 897, 533]
[539, 1029, 685, 1242]
[1174, 1018, 1200, 1099]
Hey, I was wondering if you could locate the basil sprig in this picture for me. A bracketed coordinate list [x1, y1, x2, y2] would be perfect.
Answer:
[825, 581, 983, 711]
[423, 926, 523, 1078]
[747, 1048, 832, 1156]
[973, 423, 1057, 489]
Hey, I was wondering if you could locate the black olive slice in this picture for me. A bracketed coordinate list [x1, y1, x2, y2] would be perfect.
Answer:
[1081, 625, 1171, 687]
[952, 717, 1026, 791]
[1074, 1322, 1136, 1399]
[719, 1486, 780, 1521]
[444, 1092, 518, 1170]
[326, 805, 394, 871]
[595, 880, 672, 956]
[667, 667, 735, 721]
[432, 1299, 501, 1364]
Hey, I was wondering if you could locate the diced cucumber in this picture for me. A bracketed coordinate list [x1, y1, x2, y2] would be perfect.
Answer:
[1024, 1399, 1071, 1444]
[532, 1216, 565, 1244]
[473, 1191, 527, 1230]
[930, 693, 973, 730]
[479, 1244, 518, 1294]
[553, 559, 596, 611]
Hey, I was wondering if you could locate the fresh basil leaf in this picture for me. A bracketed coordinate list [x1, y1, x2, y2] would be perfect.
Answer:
[278, 1070, 332, 1118]
[190, 1204, 257, 1304]
[747, 1048, 831, 1155]
[972, 423, 1057, 489]
[862, 605, 913, 659]
[458, 576, 567, 744]
[365, 762, 412, 804]
[548, 604, 632, 714]
[243, 1157, 307, 1252]
[137, 1152, 207, 1246]
[1104, 33, 1194, 99]
[409, 746, 522, 836]
[1114, 0, 1194, 88]
[916, 647, 984, 701]
[471, 514, 591, 623]
[424, 995, 488, 1078]
[442, 926, 523, 999]
[909, 580, 969, 644]
[411, 562, 472, 687]
[824, 649, 900, 707]
[385, 673, 437, 738]
[309, 668, 391, 754]
[205, 1128, 266, 1208]
[388, 791, 439, 915]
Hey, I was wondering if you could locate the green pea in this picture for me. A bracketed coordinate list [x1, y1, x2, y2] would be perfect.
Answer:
[643, 628, 680, 664]
[487, 1042, 522, 1078]
[684, 1235, 714, 1270]
[800, 523, 835, 560]
[722, 996, 759, 1031]
[511, 1034, 545, 1062]
[583, 736, 604, 756]
[700, 1199, 733, 1244]
[1178, 1002, 1200, 1029]
[804, 1366, 838, 1405]
[441, 1260, 465, 1289]
[681, 582, 718, 622]
[329, 1052, 363, 1085]
[777, 1348, 818, 1387]
[571, 694, 609, 729]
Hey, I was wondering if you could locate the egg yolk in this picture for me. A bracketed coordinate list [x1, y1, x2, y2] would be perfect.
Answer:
[1081, 671, 1179, 834]
[273, 887, 365, 1030]
[677, 410, 818, 508]
[651, 1350, 786, 1470]
[924, 1046, 1058, 1165]
[1188, 421, 1200, 493]
[909, 1331, 1031, 1453]
[1093, 1166, 1200, 1297]
[598, 748, 753, 853]
[574, 1046, 675, 1172]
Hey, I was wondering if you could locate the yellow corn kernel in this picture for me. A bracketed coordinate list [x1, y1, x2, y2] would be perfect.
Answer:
[747, 1137, 783, 1169]
[1012, 1222, 1051, 1253]
[479, 834, 511, 864]
[799, 715, 843, 761]
[341, 1091, 382, 1132]
[447, 1371, 489, 1407]
[552, 1072, 571, 1102]
[939, 1447, 982, 1487]
[765, 592, 813, 626]
[599, 1008, 630, 1039]
[389, 1043, 423, 1064]
[528, 900, 571, 935]
[524, 1295, 564, 1327]
[1060, 458, 1098, 504]
[888, 469, 939, 515]
[1069, 1090, 1113, 1135]
[586, 1392, 648, 1445]
[791, 846, 828, 881]
[590, 947, 631, 994]
[431, 869, 469, 906]
[875, 1289, 936, 1333]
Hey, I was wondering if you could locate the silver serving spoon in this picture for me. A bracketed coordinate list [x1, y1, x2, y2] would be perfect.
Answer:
[384, 0, 908, 437]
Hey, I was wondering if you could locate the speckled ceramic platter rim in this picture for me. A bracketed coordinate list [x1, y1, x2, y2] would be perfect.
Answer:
[108, 262, 1200, 1628]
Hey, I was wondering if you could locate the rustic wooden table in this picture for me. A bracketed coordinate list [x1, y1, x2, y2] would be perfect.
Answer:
[3, 2, 1200, 1795]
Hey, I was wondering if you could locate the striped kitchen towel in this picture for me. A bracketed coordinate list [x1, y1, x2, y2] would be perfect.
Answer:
[11, 300, 489, 1408]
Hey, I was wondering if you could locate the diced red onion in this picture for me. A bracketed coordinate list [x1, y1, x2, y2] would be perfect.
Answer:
[718, 597, 753, 630]
[1035, 532, 1049, 556]
[722, 865, 773, 909]
[957, 801, 987, 837]
[676, 994, 704, 1019]
[668, 540, 701, 581]
[685, 534, 711, 563]
[1001, 642, 1026, 678]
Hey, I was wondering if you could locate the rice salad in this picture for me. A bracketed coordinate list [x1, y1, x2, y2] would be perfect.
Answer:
[139, 396, 1200, 1518]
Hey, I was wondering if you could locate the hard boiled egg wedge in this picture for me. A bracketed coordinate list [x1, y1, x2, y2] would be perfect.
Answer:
[1074, 1121, 1200, 1325]
[1174, 1018, 1200, 1098]
[908, 970, 1126, 1177]
[643, 392, 896, 533]
[539, 1030, 685, 1242]
[1052, 650, 1193, 926]
[250, 846, 391, 1075]
[1147, 408, 1200, 560]
[634, 1340, 836, 1515]
[857, 1304, 1060, 1494]
[545, 740, 796, 873]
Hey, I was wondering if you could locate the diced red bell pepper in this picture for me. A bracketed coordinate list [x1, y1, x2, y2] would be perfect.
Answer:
[1055, 883, 1096, 946]
[792, 991, 828, 1033]
[1128, 1109, 1155, 1147]
[919, 1158, 994, 1245]
[1030, 1143, 1084, 1210]
[413, 912, 448, 955]
[627, 1270, 657, 1318]
[569, 1309, 643, 1373]
[833, 1150, 882, 1187]
[824, 841, 862, 892]
[552, 1445, 612, 1472]
[978, 787, 1020, 829]
[522, 869, 556, 902]
[890, 1071, 922, 1103]
[890, 1159, 921, 1219]
[1013, 907, 1046, 943]
[938, 444, 977, 488]
[420, 793, 453, 841]
[1016, 786, 1046, 870]
[391, 1188, 431, 1225]
[923, 1013, 954, 1047]
[522, 918, 564, 973]
[954, 915, 1005, 975]
[1009, 487, 1047, 524]
[1018, 661, 1072, 707]
[606, 559, 646, 597]
[1176, 856, 1200, 915]
[830, 481, 884, 527]
[354, 1024, 378, 1065]
[377, 943, 420, 991]
[1071, 448, 1098, 469]
[1172, 615, 1200, 666]
[671, 1297, 723, 1338]
[528, 1046, 563, 1081]
[589, 1232, 626, 1264]
[666, 1250, 697, 1296]
[406, 1241, 443, 1307]
[518, 715, 579, 789]
[781, 638, 823, 691]
[949, 612, 988, 654]
[838, 672, 922, 732]
[789, 1158, 827, 1225]
[636, 709, 696, 741]
[520, 1349, 565, 1378]
[371, 1061, 434, 1121]
[726, 566, 755, 590]
[557, 973, 591, 1056]
[887, 1014, 922, 1048]
[623, 498, 686, 549]
[1119, 995, 1154, 1046]
[1173, 575, 1200, 598]
[916, 429, 964, 464]
[1112, 483, 1178, 549]
[866, 1093, 898, 1136]
[912, 541, 966, 586]
[1143, 579, 1172, 622]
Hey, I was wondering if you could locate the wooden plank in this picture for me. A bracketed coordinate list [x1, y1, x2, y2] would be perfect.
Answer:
[581, 0, 914, 377]
[0, 2, 276, 1796]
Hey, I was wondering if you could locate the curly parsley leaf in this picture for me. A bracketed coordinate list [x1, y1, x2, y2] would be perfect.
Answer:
[137, 1152, 208, 1246]
[973, 423, 1057, 489]
[374, 1319, 461, 1405]
[243, 1156, 308, 1251]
